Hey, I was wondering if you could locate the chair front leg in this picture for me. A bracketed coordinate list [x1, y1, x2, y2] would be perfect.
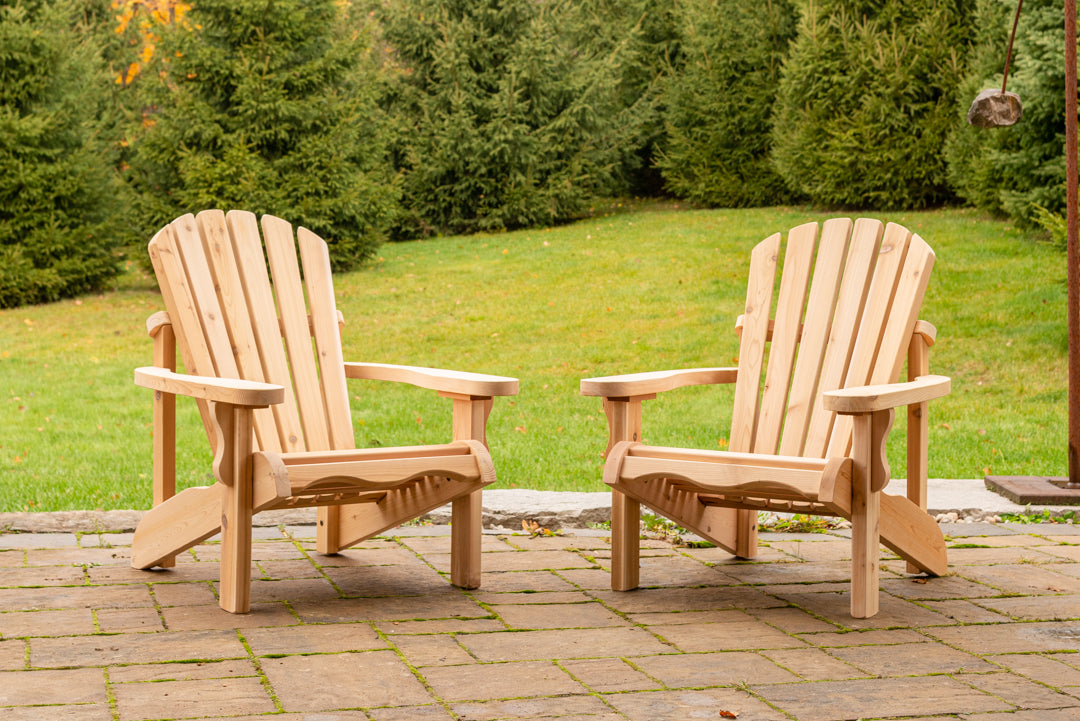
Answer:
[604, 396, 645, 591]
[151, 321, 177, 568]
[210, 401, 256, 614]
[906, 333, 931, 574]
[446, 393, 493, 589]
[850, 408, 894, 619]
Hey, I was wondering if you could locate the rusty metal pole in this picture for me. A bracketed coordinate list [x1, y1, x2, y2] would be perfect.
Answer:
[1067, 0, 1080, 486]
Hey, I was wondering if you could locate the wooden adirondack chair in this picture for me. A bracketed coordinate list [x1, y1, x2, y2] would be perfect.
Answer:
[581, 219, 950, 618]
[131, 210, 518, 613]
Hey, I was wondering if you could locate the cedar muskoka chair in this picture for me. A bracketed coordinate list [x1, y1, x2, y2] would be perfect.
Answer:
[131, 210, 518, 613]
[581, 218, 950, 618]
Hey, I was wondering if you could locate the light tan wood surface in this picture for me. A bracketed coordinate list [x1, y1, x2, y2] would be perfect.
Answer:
[582, 219, 951, 618]
[132, 211, 517, 612]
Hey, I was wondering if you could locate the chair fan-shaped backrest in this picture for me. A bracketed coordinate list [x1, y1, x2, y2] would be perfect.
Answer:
[148, 210, 354, 455]
[729, 218, 935, 460]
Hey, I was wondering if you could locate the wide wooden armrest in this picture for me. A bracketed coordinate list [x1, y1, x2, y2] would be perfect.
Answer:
[823, 374, 951, 414]
[580, 367, 738, 398]
[134, 366, 286, 407]
[343, 362, 519, 397]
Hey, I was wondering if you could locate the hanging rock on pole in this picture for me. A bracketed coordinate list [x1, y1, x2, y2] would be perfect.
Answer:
[967, 89, 1023, 128]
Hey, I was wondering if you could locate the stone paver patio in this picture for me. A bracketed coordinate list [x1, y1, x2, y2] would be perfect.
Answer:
[4, 521, 1080, 720]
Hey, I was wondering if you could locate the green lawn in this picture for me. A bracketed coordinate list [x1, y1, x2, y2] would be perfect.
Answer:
[0, 204, 1068, 512]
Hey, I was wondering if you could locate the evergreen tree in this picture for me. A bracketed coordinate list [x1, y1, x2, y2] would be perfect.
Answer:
[657, 0, 798, 207]
[563, 0, 681, 196]
[946, 0, 1065, 227]
[0, 0, 126, 308]
[377, 0, 642, 237]
[771, 0, 975, 209]
[127, 0, 397, 270]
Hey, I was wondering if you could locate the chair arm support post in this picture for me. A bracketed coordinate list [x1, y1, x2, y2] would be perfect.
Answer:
[151, 321, 177, 568]
[603, 397, 648, 591]
[907, 335, 932, 508]
[850, 409, 893, 618]
[906, 332, 933, 573]
[208, 401, 255, 613]
[443, 392, 496, 590]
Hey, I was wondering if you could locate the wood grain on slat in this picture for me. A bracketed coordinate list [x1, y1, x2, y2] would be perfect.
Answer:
[802, 218, 884, 458]
[196, 210, 281, 453]
[870, 235, 936, 388]
[150, 221, 220, 449]
[827, 222, 913, 459]
[228, 211, 306, 453]
[755, 222, 818, 455]
[779, 217, 852, 456]
[729, 233, 780, 454]
[263, 215, 330, 452]
[299, 227, 355, 452]
[170, 214, 239, 380]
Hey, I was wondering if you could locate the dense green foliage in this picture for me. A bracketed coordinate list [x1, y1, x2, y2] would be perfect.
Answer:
[376, 0, 645, 236]
[126, 0, 397, 270]
[0, 0, 126, 308]
[771, 0, 974, 209]
[947, 0, 1065, 227]
[657, 0, 798, 207]
[0, 0, 1071, 308]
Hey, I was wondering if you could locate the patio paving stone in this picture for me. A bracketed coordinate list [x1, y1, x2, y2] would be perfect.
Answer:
[758, 647, 867, 681]
[753, 676, 1011, 720]
[107, 659, 259, 683]
[559, 657, 662, 692]
[161, 602, 298, 630]
[151, 581, 221, 608]
[827, 641, 995, 675]
[0, 583, 153, 611]
[6, 522, 1080, 719]
[29, 628, 248, 667]
[112, 675, 275, 721]
[0, 638, 25, 670]
[976, 593, 1080, 621]
[0, 703, 113, 720]
[460, 626, 673, 662]
[95, 607, 165, 633]
[959, 671, 1080, 710]
[655, 619, 810, 652]
[603, 688, 788, 721]
[390, 633, 477, 666]
[631, 650, 800, 687]
[0, 607, 94, 637]
[954, 564, 1080, 595]
[261, 649, 435, 711]
[990, 651, 1080, 686]
[243, 622, 386, 655]
[450, 694, 616, 720]
[0, 667, 107, 705]
[421, 660, 587, 702]
[490, 600, 630, 629]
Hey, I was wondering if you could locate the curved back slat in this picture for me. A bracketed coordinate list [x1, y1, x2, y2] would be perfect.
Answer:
[778, 217, 852, 456]
[753, 222, 817, 455]
[728, 233, 780, 454]
[800, 218, 884, 458]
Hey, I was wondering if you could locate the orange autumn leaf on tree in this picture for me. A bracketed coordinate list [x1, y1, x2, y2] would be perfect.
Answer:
[112, 0, 191, 85]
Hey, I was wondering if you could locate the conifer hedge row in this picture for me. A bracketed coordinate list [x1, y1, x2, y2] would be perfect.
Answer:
[0, 0, 1067, 308]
